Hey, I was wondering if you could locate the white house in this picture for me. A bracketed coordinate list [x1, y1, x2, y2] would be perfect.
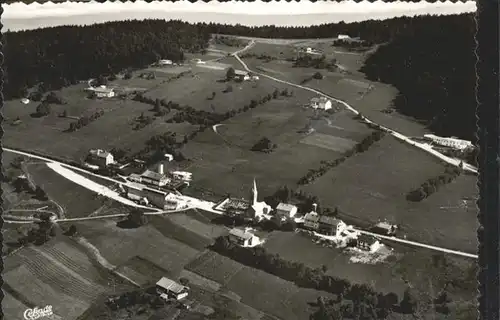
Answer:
[21, 98, 30, 104]
[86, 86, 115, 98]
[158, 59, 173, 65]
[372, 221, 398, 236]
[87, 149, 114, 167]
[156, 277, 189, 301]
[356, 234, 381, 252]
[337, 34, 350, 40]
[423, 134, 473, 151]
[228, 228, 261, 247]
[306, 47, 313, 53]
[251, 75, 260, 81]
[276, 203, 298, 219]
[318, 216, 347, 237]
[310, 97, 332, 110]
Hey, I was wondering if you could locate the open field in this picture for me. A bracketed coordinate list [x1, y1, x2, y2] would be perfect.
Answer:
[186, 250, 332, 320]
[115, 255, 171, 287]
[149, 215, 215, 251]
[2, 291, 30, 320]
[181, 100, 372, 199]
[27, 163, 106, 218]
[3, 237, 126, 320]
[73, 219, 200, 275]
[186, 250, 245, 285]
[143, 69, 299, 114]
[167, 213, 228, 239]
[301, 134, 477, 252]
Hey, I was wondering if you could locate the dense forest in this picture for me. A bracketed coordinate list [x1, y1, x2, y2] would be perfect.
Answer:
[360, 14, 476, 141]
[3, 19, 210, 99]
[5, 13, 475, 139]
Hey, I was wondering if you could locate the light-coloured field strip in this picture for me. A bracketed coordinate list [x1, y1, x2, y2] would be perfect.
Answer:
[4, 264, 90, 320]
[179, 269, 222, 291]
[300, 133, 356, 153]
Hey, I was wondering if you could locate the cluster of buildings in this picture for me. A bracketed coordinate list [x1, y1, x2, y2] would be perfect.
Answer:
[423, 134, 473, 151]
[309, 97, 333, 111]
[302, 205, 383, 253]
[234, 70, 259, 82]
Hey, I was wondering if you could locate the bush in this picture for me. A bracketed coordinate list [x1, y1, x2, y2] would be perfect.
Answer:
[313, 72, 323, 79]
[36, 102, 51, 116]
[251, 137, 277, 153]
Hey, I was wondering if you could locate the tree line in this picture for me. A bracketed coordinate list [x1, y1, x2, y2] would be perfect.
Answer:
[298, 130, 385, 185]
[406, 165, 463, 202]
[4, 19, 210, 100]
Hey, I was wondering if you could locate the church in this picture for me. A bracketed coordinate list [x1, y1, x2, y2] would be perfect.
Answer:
[246, 179, 272, 221]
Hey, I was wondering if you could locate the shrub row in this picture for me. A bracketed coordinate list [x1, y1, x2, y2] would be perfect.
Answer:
[67, 109, 105, 132]
[406, 165, 463, 202]
[298, 131, 385, 185]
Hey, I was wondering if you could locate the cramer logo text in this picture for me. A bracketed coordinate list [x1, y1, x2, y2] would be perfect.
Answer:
[23, 306, 53, 320]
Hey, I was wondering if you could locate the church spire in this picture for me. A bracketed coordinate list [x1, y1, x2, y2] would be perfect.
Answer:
[252, 178, 258, 205]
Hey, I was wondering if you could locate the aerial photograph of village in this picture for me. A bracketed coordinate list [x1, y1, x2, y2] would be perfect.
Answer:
[2, 1, 478, 320]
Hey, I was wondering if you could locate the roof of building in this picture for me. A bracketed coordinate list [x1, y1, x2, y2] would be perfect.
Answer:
[141, 169, 166, 181]
[304, 212, 320, 222]
[156, 277, 186, 294]
[87, 86, 114, 94]
[229, 228, 255, 240]
[276, 203, 297, 212]
[374, 221, 394, 230]
[357, 234, 377, 244]
[89, 149, 112, 159]
[127, 182, 145, 191]
[311, 97, 329, 103]
[234, 70, 249, 76]
[319, 216, 344, 227]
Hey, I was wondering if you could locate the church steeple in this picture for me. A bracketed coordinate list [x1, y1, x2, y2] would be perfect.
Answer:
[252, 178, 258, 205]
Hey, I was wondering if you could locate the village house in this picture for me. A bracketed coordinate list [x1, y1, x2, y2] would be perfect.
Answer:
[171, 171, 193, 182]
[310, 97, 332, 110]
[303, 211, 320, 231]
[337, 34, 351, 40]
[275, 203, 298, 219]
[318, 216, 347, 237]
[158, 59, 173, 66]
[86, 86, 115, 98]
[87, 149, 114, 168]
[156, 277, 189, 301]
[140, 164, 170, 187]
[228, 228, 261, 247]
[356, 234, 382, 252]
[125, 182, 183, 210]
[234, 70, 250, 81]
[372, 221, 398, 236]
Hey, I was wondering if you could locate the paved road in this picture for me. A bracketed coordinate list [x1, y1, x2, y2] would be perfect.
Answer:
[231, 47, 478, 175]
[355, 229, 478, 259]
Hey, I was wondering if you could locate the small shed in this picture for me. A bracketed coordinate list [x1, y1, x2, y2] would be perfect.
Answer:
[156, 277, 189, 300]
